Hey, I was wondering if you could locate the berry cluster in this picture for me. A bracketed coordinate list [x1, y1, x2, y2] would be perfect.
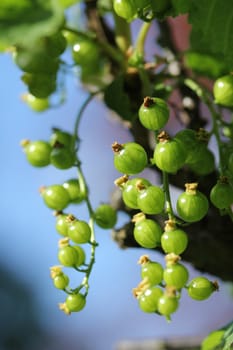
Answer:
[21, 127, 117, 314]
[112, 95, 233, 319]
[13, 30, 67, 111]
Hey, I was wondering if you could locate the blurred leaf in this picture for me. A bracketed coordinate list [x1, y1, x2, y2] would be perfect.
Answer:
[189, 0, 233, 71]
[170, 0, 190, 15]
[104, 75, 134, 121]
[0, 0, 65, 51]
[201, 321, 233, 350]
[58, 0, 80, 8]
[184, 51, 228, 78]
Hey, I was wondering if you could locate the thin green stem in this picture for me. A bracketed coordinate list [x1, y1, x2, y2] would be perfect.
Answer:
[113, 13, 132, 53]
[135, 21, 152, 57]
[162, 171, 175, 220]
[70, 94, 100, 296]
[73, 91, 102, 146]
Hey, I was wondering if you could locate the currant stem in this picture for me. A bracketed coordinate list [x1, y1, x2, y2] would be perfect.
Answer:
[113, 13, 132, 54]
[162, 171, 175, 220]
[135, 21, 152, 57]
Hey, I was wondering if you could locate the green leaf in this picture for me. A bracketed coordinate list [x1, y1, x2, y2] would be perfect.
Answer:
[104, 75, 134, 121]
[170, 0, 190, 15]
[0, 0, 65, 51]
[58, 0, 80, 8]
[189, 0, 233, 71]
[184, 51, 228, 78]
[201, 330, 225, 350]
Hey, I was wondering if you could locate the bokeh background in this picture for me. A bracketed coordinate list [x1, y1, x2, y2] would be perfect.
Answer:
[1, 16, 233, 350]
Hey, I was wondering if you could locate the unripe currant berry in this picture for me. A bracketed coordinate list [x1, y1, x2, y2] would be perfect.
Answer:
[55, 213, 70, 236]
[210, 177, 233, 209]
[138, 97, 169, 131]
[94, 204, 117, 229]
[113, 0, 137, 22]
[112, 141, 148, 175]
[121, 177, 151, 209]
[137, 185, 165, 215]
[157, 293, 179, 317]
[50, 145, 75, 170]
[133, 213, 162, 249]
[176, 183, 209, 223]
[58, 245, 80, 267]
[41, 185, 70, 211]
[163, 263, 189, 289]
[73, 245, 86, 266]
[213, 74, 233, 107]
[140, 258, 164, 285]
[153, 131, 186, 174]
[138, 286, 163, 313]
[63, 178, 86, 203]
[188, 146, 215, 176]
[50, 128, 73, 148]
[53, 273, 69, 290]
[161, 220, 188, 255]
[21, 139, 51, 167]
[65, 293, 86, 312]
[23, 93, 49, 112]
[68, 219, 91, 244]
[187, 277, 218, 301]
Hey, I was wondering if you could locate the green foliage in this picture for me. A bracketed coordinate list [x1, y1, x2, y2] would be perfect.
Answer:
[189, 0, 233, 70]
[104, 75, 134, 120]
[0, 0, 64, 50]
[201, 321, 233, 350]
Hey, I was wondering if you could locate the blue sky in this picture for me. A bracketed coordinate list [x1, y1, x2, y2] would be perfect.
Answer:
[1, 48, 233, 350]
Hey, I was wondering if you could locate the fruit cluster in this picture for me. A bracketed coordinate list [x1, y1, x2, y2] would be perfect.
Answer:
[112, 95, 233, 319]
[13, 30, 67, 111]
[21, 127, 117, 314]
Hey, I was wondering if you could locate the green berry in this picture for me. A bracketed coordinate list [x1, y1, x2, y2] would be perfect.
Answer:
[41, 184, 70, 211]
[141, 261, 163, 285]
[22, 140, 51, 167]
[73, 245, 86, 266]
[50, 146, 75, 169]
[65, 293, 86, 312]
[163, 263, 189, 289]
[94, 204, 117, 229]
[53, 273, 69, 289]
[133, 216, 162, 249]
[157, 294, 179, 317]
[187, 277, 217, 300]
[113, 0, 137, 21]
[138, 286, 163, 313]
[63, 179, 86, 203]
[161, 229, 188, 255]
[137, 185, 165, 215]
[68, 219, 91, 244]
[58, 245, 79, 266]
[112, 142, 148, 175]
[122, 177, 151, 209]
[176, 183, 209, 223]
[24, 93, 49, 112]
[213, 74, 233, 107]
[210, 179, 233, 209]
[55, 213, 70, 236]
[153, 132, 186, 174]
[138, 97, 169, 131]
